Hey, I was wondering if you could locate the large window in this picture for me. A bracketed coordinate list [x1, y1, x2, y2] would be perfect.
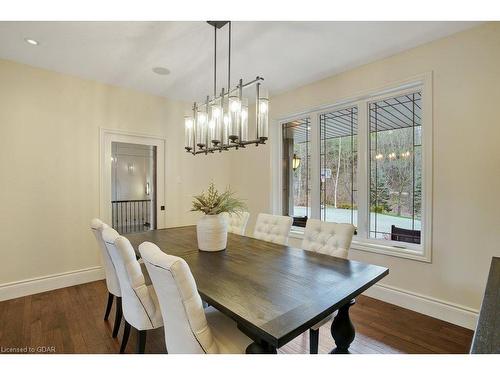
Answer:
[278, 78, 432, 261]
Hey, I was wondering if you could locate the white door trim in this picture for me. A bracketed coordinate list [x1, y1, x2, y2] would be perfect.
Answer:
[99, 128, 167, 229]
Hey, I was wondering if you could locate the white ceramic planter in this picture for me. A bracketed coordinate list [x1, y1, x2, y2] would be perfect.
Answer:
[196, 214, 228, 252]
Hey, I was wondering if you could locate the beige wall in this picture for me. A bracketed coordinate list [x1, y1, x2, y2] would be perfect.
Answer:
[230, 22, 500, 312]
[0, 59, 230, 285]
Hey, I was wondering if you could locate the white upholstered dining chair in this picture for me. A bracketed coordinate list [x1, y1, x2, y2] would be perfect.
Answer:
[102, 227, 163, 354]
[222, 211, 250, 235]
[90, 218, 123, 338]
[301, 219, 356, 354]
[139, 242, 253, 354]
[253, 213, 293, 246]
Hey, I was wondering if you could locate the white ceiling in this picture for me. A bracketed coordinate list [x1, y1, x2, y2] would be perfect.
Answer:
[0, 21, 482, 102]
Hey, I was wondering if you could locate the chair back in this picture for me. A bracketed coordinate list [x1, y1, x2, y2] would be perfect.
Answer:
[222, 212, 250, 235]
[102, 228, 160, 330]
[253, 213, 293, 245]
[139, 242, 219, 354]
[302, 219, 355, 258]
[90, 218, 121, 296]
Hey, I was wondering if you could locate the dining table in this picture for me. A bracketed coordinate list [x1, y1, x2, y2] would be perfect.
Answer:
[127, 225, 389, 354]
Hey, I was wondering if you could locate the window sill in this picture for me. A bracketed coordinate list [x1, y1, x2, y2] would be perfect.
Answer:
[288, 228, 431, 263]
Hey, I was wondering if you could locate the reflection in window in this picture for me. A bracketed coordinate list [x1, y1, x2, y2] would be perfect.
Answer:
[320, 107, 358, 226]
[282, 118, 311, 226]
[369, 92, 422, 244]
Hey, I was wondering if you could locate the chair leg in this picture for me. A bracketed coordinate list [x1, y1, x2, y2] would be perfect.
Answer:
[120, 321, 131, 354]
[112, 297, 122, 338]
[104, 293, 114, 321]
[137, 330, 147, 354]
[309, 328, 319, 354]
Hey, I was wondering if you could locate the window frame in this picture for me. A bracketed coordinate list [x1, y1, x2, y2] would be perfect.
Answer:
[272, 73, 433, 262]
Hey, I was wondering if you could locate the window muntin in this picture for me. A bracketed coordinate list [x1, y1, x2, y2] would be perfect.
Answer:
[320, 107, 358, 226]
[369, 92, 422, 244]
[282, 118, 311, 225]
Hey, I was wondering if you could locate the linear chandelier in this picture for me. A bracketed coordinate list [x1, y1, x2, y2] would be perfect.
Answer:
[184, 21, 269, 155]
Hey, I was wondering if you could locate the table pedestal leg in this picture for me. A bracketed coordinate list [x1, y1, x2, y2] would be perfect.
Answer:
[246, 341, 277, 354]
[330, 299, 356, 354]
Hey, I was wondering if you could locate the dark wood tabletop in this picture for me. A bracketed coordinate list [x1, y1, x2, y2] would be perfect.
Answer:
[126, 225, 389, 350]
[470, 256, 500, 354]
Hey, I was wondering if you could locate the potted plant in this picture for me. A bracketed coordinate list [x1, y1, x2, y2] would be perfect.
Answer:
[191, 183, 247, 252]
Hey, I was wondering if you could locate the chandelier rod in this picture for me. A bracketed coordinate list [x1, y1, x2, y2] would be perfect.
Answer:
[227, 21, 231, 94]
[213, 26, 217, 97]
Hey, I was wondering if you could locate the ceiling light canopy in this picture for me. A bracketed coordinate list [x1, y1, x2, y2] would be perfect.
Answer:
[152, 66, 170, 75]
[24, 38, 39, 46]
[184, 21, 269, 156]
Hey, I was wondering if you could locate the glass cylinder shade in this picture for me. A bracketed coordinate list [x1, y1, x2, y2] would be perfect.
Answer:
[258, 88, 269, 140]
[228, 96, 241, 142]
[209, 98, 222, 145]
[222, 97, 230, 146]
[196, 108, 208, 147]
[240, 98, 249, 142]
[184, 116, 194, 150]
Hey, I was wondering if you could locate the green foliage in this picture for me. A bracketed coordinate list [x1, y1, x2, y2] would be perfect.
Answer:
[337, 203, 357, 210]
[372, 127, 415, 216]
[191, 183, 247, 215]
[370, 177, 391, 213]
[371, 205, 388, 214]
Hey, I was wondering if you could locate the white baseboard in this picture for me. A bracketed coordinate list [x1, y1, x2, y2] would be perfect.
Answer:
[363, 283, 479, 330]
[0, 266, 105, 302]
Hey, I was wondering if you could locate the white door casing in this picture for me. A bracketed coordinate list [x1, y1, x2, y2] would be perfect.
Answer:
[100, 128, 167, 229]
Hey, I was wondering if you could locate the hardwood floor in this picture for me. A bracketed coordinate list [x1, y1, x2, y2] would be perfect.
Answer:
[0, 280, 473, 354]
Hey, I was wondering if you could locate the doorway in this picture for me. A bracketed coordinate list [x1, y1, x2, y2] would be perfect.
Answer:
[111, 142, 156, 233]
[100, 129, 166, 231]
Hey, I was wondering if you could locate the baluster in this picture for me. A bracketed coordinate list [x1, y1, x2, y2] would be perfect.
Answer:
[142, 201, 144, 229]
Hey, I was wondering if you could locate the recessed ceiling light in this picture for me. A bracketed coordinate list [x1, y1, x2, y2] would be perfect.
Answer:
[152, 67, 170, 75]
[24, 38, 39, 46]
